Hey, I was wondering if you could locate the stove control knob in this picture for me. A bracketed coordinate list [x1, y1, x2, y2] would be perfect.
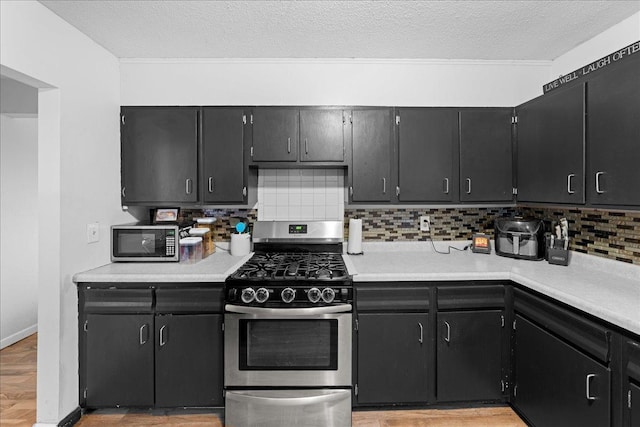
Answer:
[241, 287, 256, 304]
[255, 287, 270, 303]
[281, 287, 296, 304]
[307, 287, 321, 303]
[321, 287, 336, 304]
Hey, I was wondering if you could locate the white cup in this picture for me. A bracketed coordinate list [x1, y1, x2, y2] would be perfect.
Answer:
[230, 233, 251, 256]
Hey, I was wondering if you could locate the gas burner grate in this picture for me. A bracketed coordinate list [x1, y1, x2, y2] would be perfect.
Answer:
[229, 252, 349, 281]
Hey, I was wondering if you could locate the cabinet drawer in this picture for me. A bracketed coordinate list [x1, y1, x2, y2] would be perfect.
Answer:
[437, 284, 504, 310]
[628, 339, 640, 382]
[356, 285, 430, 312]
[155, 288, 224, 313]
[81, 289, 153, 314]
[514, 288, 610, 364]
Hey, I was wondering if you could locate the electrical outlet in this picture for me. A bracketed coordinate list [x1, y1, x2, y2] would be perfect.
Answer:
[419, 216, 430, 232]
[87, 222, 100, 243]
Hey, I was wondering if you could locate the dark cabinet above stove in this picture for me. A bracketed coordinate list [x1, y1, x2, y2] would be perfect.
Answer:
[249, 107, 349, 166]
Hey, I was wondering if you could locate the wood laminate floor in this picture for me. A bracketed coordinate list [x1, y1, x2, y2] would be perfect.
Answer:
[1, 334, 527, 426]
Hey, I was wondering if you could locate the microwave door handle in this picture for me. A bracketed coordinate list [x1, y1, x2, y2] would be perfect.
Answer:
[226, 389, 350, 406]
[513, 235, 519, 255]
[225, 304, 352, 316]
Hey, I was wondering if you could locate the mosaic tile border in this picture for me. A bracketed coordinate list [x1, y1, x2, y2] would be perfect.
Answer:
[181, 206, 640, 265]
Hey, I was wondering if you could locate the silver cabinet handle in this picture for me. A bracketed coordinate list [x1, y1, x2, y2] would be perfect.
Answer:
[466, 178, 472, 194]
[396, 186, 400, 196]
[418, 322, 424, 344]
[185, 178, 193, 194]
[139, 324, 148, 345]
[208, 177, 214, 193]
[444, 321, 451, 343]
[305, 138, 308, 154]
[595, 172, 605, 194]
[586, 373, 596, 401]
[159, 325, 167, 347]
[349, 186, 353, 197]
[567, 174, 575, 194]
[287, 137, 291, 154]
[382, 178, 386, 194]
[443, 178, 450, 194]
[242, 186, 247, 197]
[121, 187, 126, 198]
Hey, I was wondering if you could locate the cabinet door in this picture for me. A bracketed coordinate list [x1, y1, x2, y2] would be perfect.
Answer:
[459, 109, 513, 202]
[85, 314, 154, 407]
[437, 310, 503, 402]
[631, 382, 640, 427]
[121, 107, 198, 204]
[351, 109, 394, 202]
[398, 108, 457, 202]
[202, 107, 246, 203]
[587, 57, 640, 206]
[514, 315, 611, 427]
[251, 108, 299, 162]
[357, 313, 428, 404]
[300, 109, 345, 162]
[155, 314, 223, 407]
[517, 84, 585, 204]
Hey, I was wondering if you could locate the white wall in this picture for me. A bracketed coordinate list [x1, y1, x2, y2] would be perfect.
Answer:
[0, 1, 131, 425]
[551, 11, 640, 77]
[120, 58, 550, 107]
[0, 115, 38, 348]
[1, 77, 38, 115]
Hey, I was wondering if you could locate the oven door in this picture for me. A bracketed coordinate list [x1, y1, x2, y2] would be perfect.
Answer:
[224, 304, 352, 387]
[225, 389, 351, 427]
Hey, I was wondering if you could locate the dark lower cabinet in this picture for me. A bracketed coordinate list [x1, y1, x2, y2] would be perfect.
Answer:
[627, 339, 640, 427]
[356, 313, 429, 404]
[155, 314, 223, 407]
[630, 382, 640, 427]
[514, 315, 611, 427]
[80, 286, 224, 409]
[436, 310, 503, 402]
[85, 314, 154, 407]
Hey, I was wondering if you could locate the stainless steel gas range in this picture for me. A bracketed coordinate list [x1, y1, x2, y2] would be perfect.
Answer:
[224, 220, 352, 427]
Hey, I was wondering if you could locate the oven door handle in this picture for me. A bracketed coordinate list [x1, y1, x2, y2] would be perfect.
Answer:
[225, 303, 352, 315]
[226, 389, 350, 406]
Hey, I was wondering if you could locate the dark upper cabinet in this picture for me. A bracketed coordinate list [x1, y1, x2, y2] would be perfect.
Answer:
[397, 108, 457, 202]
[586, 56, 640, 206]
[251, 107, 299, 162]
[459, 108, 514, 202]
[121, 106, 199, 204]
[514, 315, 611, 427]
[356, 312, 429, 405]
[436, 310, 504, 402]
[350, 108, 394, 202]
[300, 109, 345, 162]
[202, 107, 247, 204]
[155, 314, 223, 407]
[516, 84, 586, 204]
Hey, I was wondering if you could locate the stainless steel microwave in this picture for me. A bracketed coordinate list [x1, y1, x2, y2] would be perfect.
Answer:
[111, 223, 179, 262]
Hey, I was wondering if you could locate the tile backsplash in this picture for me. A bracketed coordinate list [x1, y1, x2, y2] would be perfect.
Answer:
[182, 205, 640, 265]
[257, 169, 344, 221]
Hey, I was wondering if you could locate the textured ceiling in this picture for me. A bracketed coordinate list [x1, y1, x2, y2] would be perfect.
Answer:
[39, 0, 640, 60]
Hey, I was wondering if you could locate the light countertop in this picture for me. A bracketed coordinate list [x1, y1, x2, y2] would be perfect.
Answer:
[346, 241, 640, 336]
[73, 240, 640, 335]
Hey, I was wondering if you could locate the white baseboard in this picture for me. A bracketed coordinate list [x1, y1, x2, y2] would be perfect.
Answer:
[1, 324, 37, 349]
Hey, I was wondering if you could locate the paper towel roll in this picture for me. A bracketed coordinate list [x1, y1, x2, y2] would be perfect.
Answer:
[347, 218, 363, 254]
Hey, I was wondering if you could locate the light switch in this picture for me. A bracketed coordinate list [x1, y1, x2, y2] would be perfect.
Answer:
[87, 222, 100, 243]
